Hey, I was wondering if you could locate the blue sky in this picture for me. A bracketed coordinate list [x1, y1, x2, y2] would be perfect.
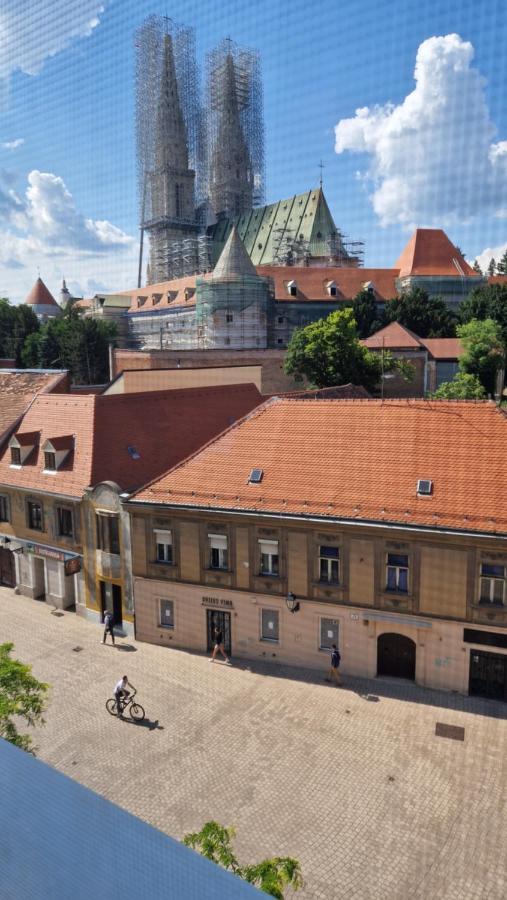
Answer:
[1, 0, 506, 302]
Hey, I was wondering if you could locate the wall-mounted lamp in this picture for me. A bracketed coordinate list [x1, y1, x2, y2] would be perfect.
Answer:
[286, 591, 300, 614]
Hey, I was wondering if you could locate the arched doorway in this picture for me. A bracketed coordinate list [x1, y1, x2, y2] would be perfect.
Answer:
[377, 633, 416, 680]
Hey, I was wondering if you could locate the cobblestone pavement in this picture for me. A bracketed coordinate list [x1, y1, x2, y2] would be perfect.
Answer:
[1, 588, 506, 900]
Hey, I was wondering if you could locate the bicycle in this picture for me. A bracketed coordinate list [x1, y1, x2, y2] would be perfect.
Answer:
[106, 688, 145, 722]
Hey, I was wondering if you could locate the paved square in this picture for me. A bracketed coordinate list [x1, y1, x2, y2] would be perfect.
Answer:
[1, 588, 506, 899]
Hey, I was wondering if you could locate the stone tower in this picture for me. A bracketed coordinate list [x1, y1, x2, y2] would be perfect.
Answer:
[208, 52, 254, 220]
[146, 33, 199, 283]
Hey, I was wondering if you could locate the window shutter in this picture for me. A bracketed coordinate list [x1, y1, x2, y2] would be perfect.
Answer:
[209, 534, 227, 550]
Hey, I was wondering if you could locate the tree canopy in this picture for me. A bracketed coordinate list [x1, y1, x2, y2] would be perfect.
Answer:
[384, 287, 457, 338]
[183, 821, 303, 899]
[21, 309, 116, 384]
[0, 643, 49, 754]
[432, 372, 486, 400]
[496, 249, 507, 275]
[0, 299, 40, 365]
[459, 282, 507, 346]
[456, 318, 505, 396]
[351, 289, 385, 338]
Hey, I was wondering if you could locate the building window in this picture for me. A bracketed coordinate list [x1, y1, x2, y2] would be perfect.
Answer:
[154, 529, 173, 564]
[0, 495, 10, 522]
[57, 507, 73, 538]
[277, 316, 285, 324]
[261, 608, 279, 642]
[27, 501, 43, 531]
[10, 447, 21, 466]
[277, 338, 284, 345]
[44, 451, 56, 471]
[175, 183, 181, 218]
[289, 285, 297, 297]
[319, 546, 340, 583]
[96, 513, 120, 555]
[480, 564, 506, 605]
[209, 533, 228, 570]
[226, 313, 233, 323]
[259, 539, 279, 576]
[386, 553, 409, 593]
[159, 598, 174, 629]
[320, 617, 339, 650]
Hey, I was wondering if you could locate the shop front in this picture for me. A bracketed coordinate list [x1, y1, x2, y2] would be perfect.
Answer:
[14, 539, 82, 609]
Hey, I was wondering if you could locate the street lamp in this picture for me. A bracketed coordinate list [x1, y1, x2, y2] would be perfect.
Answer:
[286, 592, 300, 614]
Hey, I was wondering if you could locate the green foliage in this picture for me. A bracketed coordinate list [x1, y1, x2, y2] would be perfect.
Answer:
[495, 248, 507, 276]
[456, 318, 505, 395]
[0, 643, 49, 754]
[183, 821, 303, 899]
[472, 260, 482, 275]
[0, 299, 40, 365]
[20, 310, 116, 383]
[283, 308, 384, 391]
[431, 372, 486, 400]
[351, 289, 385, 338]
[384, 287, 457, 338]
[487, 258, 496, 276]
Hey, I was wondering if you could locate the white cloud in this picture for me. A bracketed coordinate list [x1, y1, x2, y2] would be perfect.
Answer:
[0, 169, 136, 303]
[0, 1, 105, 104]
[473, 242, 507, 274]
[334, 34, 507, 227]
[1, 138, 24, 150]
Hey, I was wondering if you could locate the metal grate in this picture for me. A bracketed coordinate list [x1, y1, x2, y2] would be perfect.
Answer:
[435, 722, 465, 741]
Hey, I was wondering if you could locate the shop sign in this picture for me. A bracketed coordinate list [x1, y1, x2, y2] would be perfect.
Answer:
[24, 543, 65, 562]
[64, 557, 81, 577]
[201, 595, 234, 609]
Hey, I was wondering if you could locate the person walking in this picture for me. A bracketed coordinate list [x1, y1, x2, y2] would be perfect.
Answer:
[209, 625, 229, 664]
[102, 609, 115, 645]
[325, 643, 341, 685]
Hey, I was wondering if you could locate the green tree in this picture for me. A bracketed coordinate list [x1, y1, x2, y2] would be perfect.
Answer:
[487, 258, 496, 276]
[351, 289, 385, 338]
[284, 308, 386, 391]
[0, 299, 40, 365]
[0, 643, 49, 754]
[20, 311, 115, 383]
[496, 248, 507, 275]
[384, 287, 457, 337]
[472, 260, 482, 275]
[456, 318, 505, 396]
[459, 283, 507, 347]
[432, 372, 486, 400]
[183, 821, 303, 899]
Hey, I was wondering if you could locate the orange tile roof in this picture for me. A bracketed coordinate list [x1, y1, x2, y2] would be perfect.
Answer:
[419, 338, 463, 360]
[488, 275, 507, 285]
[257, 266, 399, 302]
[362, 322, 423, 349]
[25, 277, 59, 307]
[0, 370, 69, 443]
[131, 399, 507, 536]
[0, 383, 263, 497]
[395, 229, 476, 278]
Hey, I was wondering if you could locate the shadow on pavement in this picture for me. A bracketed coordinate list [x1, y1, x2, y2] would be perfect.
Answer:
[115, 644, 137, 652]
[120, 717, 164, 731]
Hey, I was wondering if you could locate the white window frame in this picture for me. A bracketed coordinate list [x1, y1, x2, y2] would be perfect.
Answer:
[154, 529, 173, 564]
[479, 564, 506, 606]
[208, 533, 228, 570]
[159, 598, 174, 629]
[386, 553, 409, 593]
[319, 617, 339, 651]
[259, 539, 279, 576]
[319, 545, 340, 584]
[260, 608, 279, 643]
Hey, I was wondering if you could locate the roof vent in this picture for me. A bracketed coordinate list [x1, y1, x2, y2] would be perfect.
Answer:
[128, 446, 140, 460]
[248, 468, 263, 484]
[417, 479, 433, 496]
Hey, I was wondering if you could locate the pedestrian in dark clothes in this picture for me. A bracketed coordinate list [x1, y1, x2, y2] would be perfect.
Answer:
[325, 644, 341, 685]
[102, 609, 115, 645]
[209, 625, 229, 663]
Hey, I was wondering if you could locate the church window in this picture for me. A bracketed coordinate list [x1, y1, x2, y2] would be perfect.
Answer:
[175, 184, 181, 218]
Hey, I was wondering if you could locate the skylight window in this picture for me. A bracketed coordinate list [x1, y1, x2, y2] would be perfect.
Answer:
[249, 468, 263, 484]
[417, 479, 433, 496]
[128, 446, 141, 460]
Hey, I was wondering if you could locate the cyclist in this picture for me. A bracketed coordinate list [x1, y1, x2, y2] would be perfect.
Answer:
[114, 675, 134, 717]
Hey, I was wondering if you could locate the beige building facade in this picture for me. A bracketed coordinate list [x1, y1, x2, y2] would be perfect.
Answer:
[128, 507, 507, 698]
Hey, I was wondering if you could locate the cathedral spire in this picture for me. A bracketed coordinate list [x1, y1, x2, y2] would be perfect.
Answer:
[209, 51, 253, 220]
[154, 33, 189, 174]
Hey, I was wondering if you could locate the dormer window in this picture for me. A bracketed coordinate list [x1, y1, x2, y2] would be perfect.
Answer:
[152, 293, 162, 305]
[326, 281, 338, 297]
[287, 280, 297, 297]
[9, 431, 39, 467]
[42, 436, 74, 473]
[363, 281, 375, 295]
[137, 295, 147, 307]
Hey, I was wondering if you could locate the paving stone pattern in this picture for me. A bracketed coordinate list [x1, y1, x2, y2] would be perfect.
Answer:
[1, 588, 506, 900]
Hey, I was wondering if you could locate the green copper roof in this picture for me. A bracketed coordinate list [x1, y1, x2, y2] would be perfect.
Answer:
[207, 188, 343, 267]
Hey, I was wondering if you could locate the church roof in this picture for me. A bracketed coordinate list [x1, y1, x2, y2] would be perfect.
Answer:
[362, 321, 423, 350]
[212, 226, 258, 278]
[25, 277, 59, 307]
[395, 229, 476, 278]
[207, 187, 349, 267]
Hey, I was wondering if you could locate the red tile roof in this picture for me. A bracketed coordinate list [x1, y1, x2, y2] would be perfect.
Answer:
[131, 398, 507, 536]
[0, 383, 263, 497]
[271, 384, 370, 399]
[419, 338, 463, 360]
[395, 229, 476, 278]
[257, 266, 399, 302]
[488, 275, 507, 285]
[362, 322, 423, 350]
[0, 370, 69, 444]
[25, 277, 59, 307]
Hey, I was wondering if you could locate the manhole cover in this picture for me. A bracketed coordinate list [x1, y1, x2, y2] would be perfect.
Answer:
[72, 646, 83, 653]
[435, 722, 465, 742]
